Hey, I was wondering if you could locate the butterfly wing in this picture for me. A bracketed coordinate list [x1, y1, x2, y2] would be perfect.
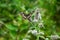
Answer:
[20, 12, 27, 19]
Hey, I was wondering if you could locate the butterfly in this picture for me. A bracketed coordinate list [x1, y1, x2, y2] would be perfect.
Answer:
[20, 12, 33, 21]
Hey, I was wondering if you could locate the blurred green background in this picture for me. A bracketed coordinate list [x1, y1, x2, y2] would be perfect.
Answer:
[0, 0, 60, 40]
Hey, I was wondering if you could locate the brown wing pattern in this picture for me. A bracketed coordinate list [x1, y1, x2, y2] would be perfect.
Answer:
[20, 12, 33, 21]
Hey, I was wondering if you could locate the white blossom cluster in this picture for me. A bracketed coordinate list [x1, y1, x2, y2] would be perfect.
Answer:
[50, 34, 60, 40]
[38, 21, 44, 28]
[32, 8, 44, 28]
[32, 8, 42, 22]
[28, 29, 44, 36]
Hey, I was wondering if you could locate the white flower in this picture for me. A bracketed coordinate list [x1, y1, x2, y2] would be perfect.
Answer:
[38, 13, 42, 20]
[33, 19, 38, 22]
[50, 34, 60, 40]
[31, 30, 38, 36]
[38, 22, 44, 28]
[23, 38, 29, 40]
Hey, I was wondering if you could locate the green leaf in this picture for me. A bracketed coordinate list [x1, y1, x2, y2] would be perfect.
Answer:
[5, 24, 18, 31]
[24, 19, 29, 24]
[9, 31, 17, 39]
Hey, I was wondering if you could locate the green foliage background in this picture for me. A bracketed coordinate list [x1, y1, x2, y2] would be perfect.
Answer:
[0, 0, 60, 40]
